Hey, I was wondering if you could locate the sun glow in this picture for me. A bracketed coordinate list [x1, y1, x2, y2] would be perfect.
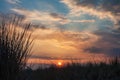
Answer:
[57, 61, 62, 66]
[58, 62, 62, 66]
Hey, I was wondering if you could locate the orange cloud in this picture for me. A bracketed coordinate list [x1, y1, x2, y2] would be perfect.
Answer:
[29, 27, 101, 60]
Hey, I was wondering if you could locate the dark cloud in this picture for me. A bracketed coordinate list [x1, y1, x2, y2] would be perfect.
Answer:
[31, 24, 50, 30]
[84, 30, 120, 56]
[62, 0, 120, 24]
[84, 46, 103, 53]
[77, 0, 100, 7]
[30, 55, 82, 60]
[109, 48, 120, 56]
[100, 0, 120, 13]
[0, 13, 50, 31]
[76, 0, 120, 13]
[50, 13, 67, 20]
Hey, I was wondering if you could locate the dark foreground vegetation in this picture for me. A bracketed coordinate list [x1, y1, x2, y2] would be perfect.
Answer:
[0, 14, 33, 80]
[21, 58, 120, 80]
[0, 14, 120, 80]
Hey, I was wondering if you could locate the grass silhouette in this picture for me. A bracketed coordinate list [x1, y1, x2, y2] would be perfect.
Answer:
[21, 57, 120, 80]
[0, 14, 33, 80]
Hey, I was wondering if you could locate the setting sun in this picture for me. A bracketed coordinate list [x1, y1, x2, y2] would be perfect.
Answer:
[57, 62, 62, 66]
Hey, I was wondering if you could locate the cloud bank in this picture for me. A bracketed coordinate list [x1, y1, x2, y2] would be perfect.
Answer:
[61, 0, 120, 24]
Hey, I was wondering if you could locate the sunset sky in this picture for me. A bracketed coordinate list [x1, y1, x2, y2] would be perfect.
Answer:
[0, 0, 120, 64]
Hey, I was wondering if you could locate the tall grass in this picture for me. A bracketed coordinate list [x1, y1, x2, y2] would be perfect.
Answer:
[0, 14, 33, 80]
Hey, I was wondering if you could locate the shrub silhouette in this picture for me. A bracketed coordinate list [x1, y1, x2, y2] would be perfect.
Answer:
[0, 14, 33, 80]
[23, 58, 120, 80]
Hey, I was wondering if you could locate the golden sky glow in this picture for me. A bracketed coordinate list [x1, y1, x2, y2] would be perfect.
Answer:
[25, 26, 119, 65]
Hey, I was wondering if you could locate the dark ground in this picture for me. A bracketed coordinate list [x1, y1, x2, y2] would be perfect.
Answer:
[20, 58, 120, 80]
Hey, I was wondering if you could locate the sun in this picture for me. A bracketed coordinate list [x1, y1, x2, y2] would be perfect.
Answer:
[57, 61, 62, 66]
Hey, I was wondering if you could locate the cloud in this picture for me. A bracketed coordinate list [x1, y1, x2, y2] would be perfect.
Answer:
[84, 47, 103, 53]
[6, 0, 20, 4]
[31, 27, 99, 43]
[71, 20, 95, 23]
[11, 8, 95, 25]
[50, 13, 67, 20]
[30, 55, 90, 60]
[84, 29, 120, 56]
[28, 26, 100, 59]
[60, 0, 120, 24]
[11, 8, 69, 24]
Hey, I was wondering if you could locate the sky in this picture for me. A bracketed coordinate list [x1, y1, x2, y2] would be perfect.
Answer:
[0, 0, 120, 65]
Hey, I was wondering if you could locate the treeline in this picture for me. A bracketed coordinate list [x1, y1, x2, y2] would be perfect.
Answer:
[21, 57, 120, 80]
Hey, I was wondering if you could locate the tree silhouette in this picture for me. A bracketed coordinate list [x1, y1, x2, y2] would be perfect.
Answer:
[0, 14, 33, 80]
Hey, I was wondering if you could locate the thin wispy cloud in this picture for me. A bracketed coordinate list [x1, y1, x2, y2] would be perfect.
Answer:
[11, 8, 95, 25]
[11, 8, 69, 24]
[6, 0, 20, 4]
